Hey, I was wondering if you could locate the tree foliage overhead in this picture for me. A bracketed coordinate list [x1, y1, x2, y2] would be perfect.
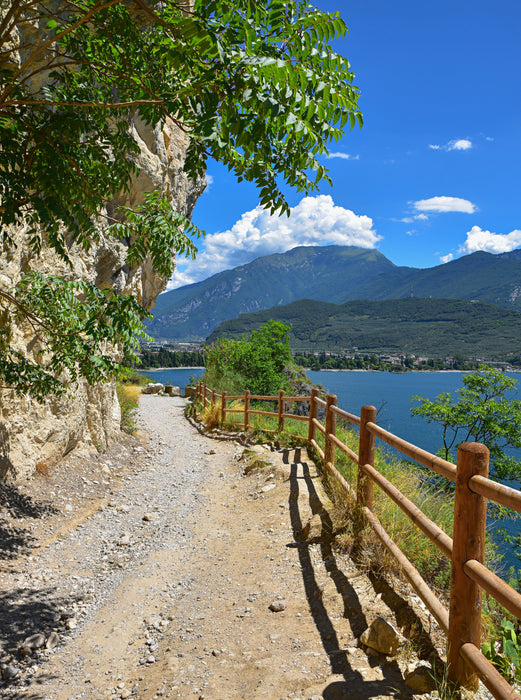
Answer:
[0, 0, 362, 399]
[411, 366, 521, 481]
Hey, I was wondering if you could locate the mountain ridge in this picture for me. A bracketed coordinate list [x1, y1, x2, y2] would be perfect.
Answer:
[146, 245, 521, 340]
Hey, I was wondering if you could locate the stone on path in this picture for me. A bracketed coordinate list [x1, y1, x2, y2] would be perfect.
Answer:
[360, 617, 403, 655]
[142, 383, 164, 394]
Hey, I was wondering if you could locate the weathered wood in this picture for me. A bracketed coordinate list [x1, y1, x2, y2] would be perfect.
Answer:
[464, 559, 521, 621]
[469, 474, 521, 515]
[244, 390, 250, 430]
[448, 442, 489, 690]
[363, 507, 449, 633]
[357, 405, 377, 512]
[310, 438, 325, 461]
[278, 390, 285, 431]
[459, 643, 521, 700]
[330, 404, 360, 426]
[366, 421, 456, 482]
[328, 433, 358, 464]
[312, 417, 326, 435]
[211, 388, 216, 406]
[324, 394, 337, 468]
[221, 391, 226, 424]
[308, 387, 319, 443]
[282, 413, 309, 422]
[362, 462, 453, 559]
[249, 409, 278, 417]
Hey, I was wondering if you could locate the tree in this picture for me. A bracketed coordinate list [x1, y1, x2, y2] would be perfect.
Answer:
[0, 0, 362, 400]
[411, 366, 521, 481]
[204, 320, 292, 395]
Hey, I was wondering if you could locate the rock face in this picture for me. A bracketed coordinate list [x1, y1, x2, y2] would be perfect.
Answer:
[0, 15, 204, 479]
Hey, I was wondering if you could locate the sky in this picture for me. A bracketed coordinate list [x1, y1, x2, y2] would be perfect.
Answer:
[168, 0, 521, 289]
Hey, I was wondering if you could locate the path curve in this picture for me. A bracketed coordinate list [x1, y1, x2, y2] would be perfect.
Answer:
[1, 395, 435, 699]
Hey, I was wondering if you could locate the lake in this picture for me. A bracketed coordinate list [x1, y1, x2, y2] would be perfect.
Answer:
[139, 367, 521, 571]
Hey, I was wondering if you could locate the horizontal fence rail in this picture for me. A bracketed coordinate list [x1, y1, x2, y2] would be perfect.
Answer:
[193, 381, 521, 699]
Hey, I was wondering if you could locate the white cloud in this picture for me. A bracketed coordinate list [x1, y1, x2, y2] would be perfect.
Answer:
[429, 138, 472, 151]
[415, 213, 428, 221]
[457, 225, 521, 255]
[167, 195, 380, 289]
[327, 152, 360, 160]
[448, 139, 472, 151]
[413, 196, 477, 214]
[203, 174, 214, 192]
[440, 253, 454, 263]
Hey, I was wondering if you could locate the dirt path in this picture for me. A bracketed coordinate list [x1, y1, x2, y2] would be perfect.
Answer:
[0, 395, 442, 699]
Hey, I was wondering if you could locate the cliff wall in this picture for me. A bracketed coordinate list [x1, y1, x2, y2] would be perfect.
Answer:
[0, 116, 204, 481]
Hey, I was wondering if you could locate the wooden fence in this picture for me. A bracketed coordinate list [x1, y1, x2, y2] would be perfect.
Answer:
[194, 382, 521, 699]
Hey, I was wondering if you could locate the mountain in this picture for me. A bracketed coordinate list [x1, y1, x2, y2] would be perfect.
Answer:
[146, 245, 521, 340]
[207, 297, 521, 358]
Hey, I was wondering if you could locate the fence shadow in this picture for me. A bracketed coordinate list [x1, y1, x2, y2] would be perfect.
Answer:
[287, 453, 414, 698]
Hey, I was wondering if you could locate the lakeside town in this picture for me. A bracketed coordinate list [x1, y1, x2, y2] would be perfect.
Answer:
[138, 340, 520, 373]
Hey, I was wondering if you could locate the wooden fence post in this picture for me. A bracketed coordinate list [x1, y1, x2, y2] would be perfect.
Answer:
[324, 394, 337, 468]
[203, 383, 208, 407]
[308, 388, 319, 443]
[448, 442, 489, 690]
[244, 390, 250, 430]
[357, 405, 377, 512]
[221, 391, 226, 425]
[278, 390, 285, 432]
[211, 388, 216, 406]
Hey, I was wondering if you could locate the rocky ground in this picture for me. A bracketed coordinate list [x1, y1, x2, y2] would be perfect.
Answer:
[0, 394, 486, 699]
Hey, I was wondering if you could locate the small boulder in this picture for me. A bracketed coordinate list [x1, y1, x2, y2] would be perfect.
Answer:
[404, 661, 436, 693]
[269, 600, 286, 612]
[164, 385, 183, 396]
[23, 633, 46, 650]
[360, 617, 403, 656]
[142, 383, 164, 394]
[46, 631, 60, 649]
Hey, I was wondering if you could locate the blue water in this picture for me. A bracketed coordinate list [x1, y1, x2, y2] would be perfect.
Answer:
[139, 367, 521, 571]
[138, 367, 204, 387]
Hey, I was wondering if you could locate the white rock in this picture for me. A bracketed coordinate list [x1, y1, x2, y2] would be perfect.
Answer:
[360, 617, 403, 655]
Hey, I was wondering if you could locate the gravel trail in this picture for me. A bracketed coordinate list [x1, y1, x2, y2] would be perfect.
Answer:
[0, 394, 440, 699]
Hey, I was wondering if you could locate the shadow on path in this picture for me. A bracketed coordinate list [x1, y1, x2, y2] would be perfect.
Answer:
[286, 448, 413, 699]
[0, 482, 58, 562]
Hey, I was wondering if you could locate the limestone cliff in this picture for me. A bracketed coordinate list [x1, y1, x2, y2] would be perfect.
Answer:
[0, 116, 204, 480]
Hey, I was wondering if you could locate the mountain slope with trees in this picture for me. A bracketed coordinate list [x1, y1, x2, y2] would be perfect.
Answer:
[147, 245, 521, 340]
[207, 297, 521, 358]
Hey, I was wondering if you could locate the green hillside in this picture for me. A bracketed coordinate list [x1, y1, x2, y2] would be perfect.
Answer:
[147, 245, 521, 341]
[207, 297, 521, 358]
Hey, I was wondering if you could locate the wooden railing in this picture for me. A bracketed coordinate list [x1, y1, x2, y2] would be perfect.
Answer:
[194, 382, 521, 699]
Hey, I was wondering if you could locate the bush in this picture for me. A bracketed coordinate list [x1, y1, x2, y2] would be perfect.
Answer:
[204, 320, 292, 395]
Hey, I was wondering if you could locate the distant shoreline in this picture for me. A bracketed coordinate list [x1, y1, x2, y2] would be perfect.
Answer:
[138, 366, 205, 372]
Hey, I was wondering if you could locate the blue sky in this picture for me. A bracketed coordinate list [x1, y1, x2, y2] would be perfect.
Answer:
[169, 0, 521, 289]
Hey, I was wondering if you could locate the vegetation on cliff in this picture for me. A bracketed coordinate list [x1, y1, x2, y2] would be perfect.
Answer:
[1, 0, 362, 399]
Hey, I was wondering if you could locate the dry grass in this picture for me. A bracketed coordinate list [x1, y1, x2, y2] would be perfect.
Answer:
[116, 383, 141, 434]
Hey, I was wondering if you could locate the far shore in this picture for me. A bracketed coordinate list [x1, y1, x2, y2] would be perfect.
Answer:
[138, 366, 205, 372]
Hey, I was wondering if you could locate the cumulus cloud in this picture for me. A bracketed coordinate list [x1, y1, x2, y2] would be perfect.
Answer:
[440, 253, 454, 263]
[457, 225, 521, 255]
[429, 138, 472, 151]
[413, 196, 477, 214]
[167, 195, 380, 289]
[327, 152, 360, 160]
